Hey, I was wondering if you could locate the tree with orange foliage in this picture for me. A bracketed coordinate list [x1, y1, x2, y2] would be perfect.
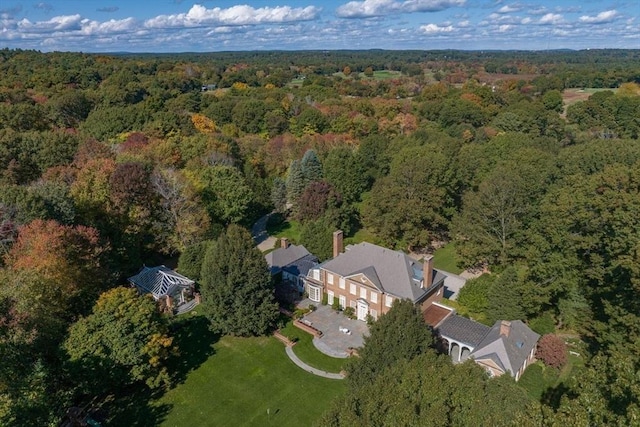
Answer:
[5, 219, 110, 317]
[191, 113, 217, 134]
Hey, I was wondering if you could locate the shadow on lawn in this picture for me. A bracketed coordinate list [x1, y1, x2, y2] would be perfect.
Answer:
[169, 314, 220, 385]
[103, 387, 172, 427]
[102, 315, 218, 426]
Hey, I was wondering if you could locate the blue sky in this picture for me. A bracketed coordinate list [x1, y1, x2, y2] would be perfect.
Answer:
[0, 1, 638, 52]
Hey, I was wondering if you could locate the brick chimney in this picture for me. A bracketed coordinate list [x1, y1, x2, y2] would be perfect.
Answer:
[332, 230, 343, 258]
[499, 321, 511, 337]
[281, 237, 289, 249]
[423, 255, 434, 289]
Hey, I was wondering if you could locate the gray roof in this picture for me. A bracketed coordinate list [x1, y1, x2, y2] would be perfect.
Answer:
[321, 242, 445, 302]
[128, 265, 194, 300]
[282, 253, 318, 278]
[265, 245, 318, 276]
[437, 314, 491, 348]
[470, 320, 540, 376]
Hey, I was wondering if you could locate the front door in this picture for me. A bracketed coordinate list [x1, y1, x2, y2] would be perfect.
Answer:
[357, 300, 368, 321]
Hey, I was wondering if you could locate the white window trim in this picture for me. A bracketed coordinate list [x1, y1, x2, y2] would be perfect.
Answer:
[339, 295, 346, 309]
[312, 269, 320, 281]
[308, 285, 320, 302]
[327, 273, 334, 285]
[360, 287, 367, 299]
[327, 291, 334, 305]
[385, 295, 393, 308]
[350, 283, 356, 295]
[370, 292, 378, 303]
[339, 277, 345, 289]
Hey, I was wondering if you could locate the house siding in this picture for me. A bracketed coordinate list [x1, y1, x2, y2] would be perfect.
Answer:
[474, 359, 505, 378]
[314, 267, 444, 321]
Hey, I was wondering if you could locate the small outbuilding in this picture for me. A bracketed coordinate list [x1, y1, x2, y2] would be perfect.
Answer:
[128, 265, 199, 314]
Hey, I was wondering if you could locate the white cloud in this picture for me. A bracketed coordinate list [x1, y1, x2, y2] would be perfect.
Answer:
[539, 13, 563, 25]
[521, 17, 531, 24]
[145, 4, 321, 28]
[79, 18, 138, 35]
[420, 23, 454, 33]
[498, 24, 512, 32]
[579, 10, 618, 24]
[458, 19, 470, 27]
[497, 4, 521, 14]
[18, 14, 83, 32]
[336, 0, 465, 18]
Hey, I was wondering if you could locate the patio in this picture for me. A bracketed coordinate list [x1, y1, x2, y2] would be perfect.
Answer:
[298, 302, 369, 358]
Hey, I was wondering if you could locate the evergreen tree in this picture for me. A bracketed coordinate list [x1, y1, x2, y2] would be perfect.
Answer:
[199, 224, 278, 336]
[486, 267, 525, 323]
[285, 159, 305, 204]
[270, 177, 288, 213]
[300, 149, 323, 185]
[177, 240, 212, 281]
[346, 299, 433, 390]
[323, 146, 367, 204]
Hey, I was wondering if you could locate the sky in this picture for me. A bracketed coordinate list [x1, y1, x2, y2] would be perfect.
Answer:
[0, 0, 638, 52]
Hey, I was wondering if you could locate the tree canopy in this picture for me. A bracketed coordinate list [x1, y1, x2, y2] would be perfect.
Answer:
[199, 224, 278, 336]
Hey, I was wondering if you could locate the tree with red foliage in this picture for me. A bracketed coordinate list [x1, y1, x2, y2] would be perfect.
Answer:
[536, 334, 568, 369]
[297, 180, 342, 222]
[109, 161, 153, 208]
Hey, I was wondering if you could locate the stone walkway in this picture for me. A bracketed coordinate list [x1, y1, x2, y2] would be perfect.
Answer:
[284, 346, 345, 379]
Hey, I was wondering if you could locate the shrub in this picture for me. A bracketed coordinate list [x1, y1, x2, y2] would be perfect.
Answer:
[332, 299, 341, 312]
[308, 304, 316, 311]
[343, 307, 355, 319]
[529, 313, 556, 335]
[536, 334, 568, 369]
[365, 313, 375, 325]
[322, 292, 328, 305]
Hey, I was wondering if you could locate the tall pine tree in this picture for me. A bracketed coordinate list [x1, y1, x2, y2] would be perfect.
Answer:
[199, 224, 278, 336]
[286, 159, 305, 204]
[300, 149, 323, 185]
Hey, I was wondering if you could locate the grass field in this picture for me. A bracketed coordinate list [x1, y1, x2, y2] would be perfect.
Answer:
[279, 321, 347, 373]
[518, 353, 585, 401]
[266, 218, 302, 243]
[107, 315, 345, 427]
[433, 242, 463, 274]
[562, 87, 618, 111]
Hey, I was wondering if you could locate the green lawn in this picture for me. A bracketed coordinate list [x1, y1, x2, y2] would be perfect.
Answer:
[108, 315, 345, 427]
[266, 218, 302, 243]
[519, 354, 585, 401]
[279, 321, 347, 373]
[433, 242, 463, 274]
[344, 228, 382, 247]
[158, 334, 344, 426]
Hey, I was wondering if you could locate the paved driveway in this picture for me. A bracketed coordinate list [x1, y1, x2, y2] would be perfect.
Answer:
[301, 304, 369, 358]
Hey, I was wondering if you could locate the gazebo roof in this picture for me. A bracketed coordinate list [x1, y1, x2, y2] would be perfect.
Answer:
[128, 265, 194, 300]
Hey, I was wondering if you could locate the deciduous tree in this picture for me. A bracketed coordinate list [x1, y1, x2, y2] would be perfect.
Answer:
[64, 287, 174, 393]
[536, 334, 567, 369]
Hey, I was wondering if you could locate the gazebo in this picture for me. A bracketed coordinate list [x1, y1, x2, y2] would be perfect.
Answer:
[128, 265, 197, 312]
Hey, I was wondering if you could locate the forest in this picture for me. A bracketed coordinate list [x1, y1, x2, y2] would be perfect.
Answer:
[0, 48, 640, 426]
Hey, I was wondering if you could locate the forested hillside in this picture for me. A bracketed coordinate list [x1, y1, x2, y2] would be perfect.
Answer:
[0, 48, 639, 425]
